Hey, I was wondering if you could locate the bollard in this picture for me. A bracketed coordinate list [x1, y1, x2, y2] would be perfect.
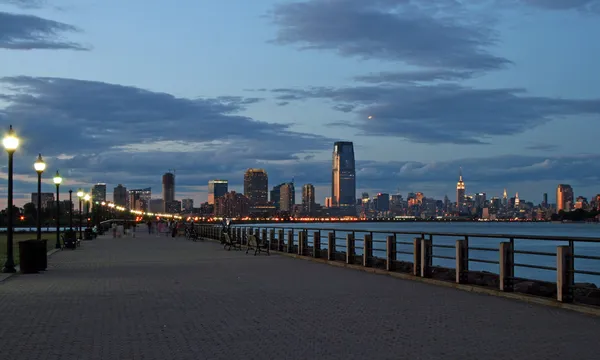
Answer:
[420, 239, 432, 278]
[499, 242, 514, 291]
[557, 245, 573, 303]
[413, 237, 422, 276]
[455, 240, 468, 284]
[298, 231, 305, 255]
[346, 234, 355, 264]
[386, 235, 396, 271]
[328, 232, 335, 260]
[278, 229, 284, 251]
[363, 234, 372, 267]
[287, 230, 294, 253]
[313, 231, 321, 258]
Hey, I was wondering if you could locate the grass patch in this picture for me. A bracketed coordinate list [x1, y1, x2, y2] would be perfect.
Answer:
[0, 233, 57, 266]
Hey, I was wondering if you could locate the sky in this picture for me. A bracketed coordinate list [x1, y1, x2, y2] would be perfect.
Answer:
[1, 0, 600, 208]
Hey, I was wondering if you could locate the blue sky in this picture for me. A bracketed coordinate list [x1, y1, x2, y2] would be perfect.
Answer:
[1, 0, 600, 208]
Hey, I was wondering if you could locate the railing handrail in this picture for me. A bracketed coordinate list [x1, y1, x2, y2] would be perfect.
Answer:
[216, 224, 600, 243]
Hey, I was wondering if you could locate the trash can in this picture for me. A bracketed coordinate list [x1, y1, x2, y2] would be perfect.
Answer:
[84, 228, 93, 240]
[35, 239, 48, 271]
[19, 240, 39, 274]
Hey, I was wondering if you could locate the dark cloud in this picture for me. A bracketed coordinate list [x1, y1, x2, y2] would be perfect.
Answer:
[0, 11, 86, 50]
[525, 144, 560, 151]
[270, 84, 600, 144]
[269, 0, 510, 71]
[354, 69, 478, 84]
[509, 0, 600, 11]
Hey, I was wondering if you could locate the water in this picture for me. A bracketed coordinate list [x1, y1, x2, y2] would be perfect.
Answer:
[0, 227, 74, 232]
[239, 222, 600, 285]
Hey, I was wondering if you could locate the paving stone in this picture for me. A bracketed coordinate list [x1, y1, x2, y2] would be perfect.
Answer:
[0, 234, 600, 359]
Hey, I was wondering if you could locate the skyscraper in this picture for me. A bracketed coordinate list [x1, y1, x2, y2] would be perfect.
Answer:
[244, 168, 268, 205]
[556, 184, 574, 213]
[91, 183, 107, 203]
[162, 172, 175, 204]
[456, 168, 465, 212]
[331, 141, 356, 211]
[280, 182, 295, 212]
[113, 184, 127, 206]
[129, 188, 151, 211]
[208, 180, 228, 204]
[270, 183, 283, 209]
[182, 198, 194, 212]
[302, 184, 316, 215]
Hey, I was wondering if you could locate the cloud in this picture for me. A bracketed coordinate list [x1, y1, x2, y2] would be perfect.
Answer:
[508, 0, 600, 12]
[354, 69, 478, 84]
[269, 84, 600, 144]
[0, 0, 45, 8]
[269, 0, 510, 72]
[0, 11, 86, 50]
[525, 144, 560, 151]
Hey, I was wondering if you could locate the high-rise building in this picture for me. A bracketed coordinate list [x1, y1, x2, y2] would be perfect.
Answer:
[376, 193, 390, 212]
[456, 168, 466, 212]
[215, 191, 249, 217]
[302, 184, 316, 215]
[166, 200, 181, 214]
[543, 193, 548, 208]
[244, 168, 268, 205]
[208, 180, 228, 204]
[502, 189, 508, 208]
[331, 142, 356, 211]
[149, 198, 164, 213]
[31, 193, 54, 209]
[129, 188, 151, 211]
[113, 184, 127, 206]
[280, 183, 295, 212]
[270, 183, 284, 209]
[182, 198, 194, 212]
[556, 184, 574, 213]
[91, 183, 107, 203]
[162, 172, 175, 205]
[324, 197, 332, 208]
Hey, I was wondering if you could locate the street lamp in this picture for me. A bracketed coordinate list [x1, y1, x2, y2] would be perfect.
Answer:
[53, 171, 62, 249]
[69, 190, 73, 230]
[84, 194, 91, 228]
[2, 125, 19, 273]
[77, 189, 83, 239]
[34, 154, 46, 242]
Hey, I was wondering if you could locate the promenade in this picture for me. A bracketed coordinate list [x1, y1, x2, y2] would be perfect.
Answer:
[1, 234, 600, 360]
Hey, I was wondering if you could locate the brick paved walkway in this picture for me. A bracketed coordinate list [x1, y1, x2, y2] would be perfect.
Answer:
[1, 234, 600, 360]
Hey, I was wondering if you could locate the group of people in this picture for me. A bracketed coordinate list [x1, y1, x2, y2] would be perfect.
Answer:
[111, 221, 136, 238]
[145, 219, 186, 238]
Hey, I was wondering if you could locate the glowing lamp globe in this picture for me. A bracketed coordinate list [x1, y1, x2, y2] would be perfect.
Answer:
[77, 189, 84, 198]
[84, 194, 90, 201]
[53, 171, 62, 185]
[34, 154, 46, 173]
[3, 125, 19, 152]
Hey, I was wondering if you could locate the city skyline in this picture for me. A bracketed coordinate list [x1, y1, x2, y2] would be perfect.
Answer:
[2, 1, 600, 208]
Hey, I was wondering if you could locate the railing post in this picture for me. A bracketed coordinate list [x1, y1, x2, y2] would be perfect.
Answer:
[313, 231, 320, 258]
[386, 235, 396, 271]
[328, 232, 335, 260]
[278, 229, 284, 251]
[413, 237, 422, 276]
[499, 241, 514, 291]
[455, 239, 468, 284]
[262, 228, 268, 246]
[420, 238, 432, 278]
[557, 245, 573, 303]
[297, 231, 304, 255]
[237, 228, 241, 242]
[269, 229, 275, 249]
[287, 230, 294, 253]
[346, 234, 355, 264]
[363, 234, 372, 267]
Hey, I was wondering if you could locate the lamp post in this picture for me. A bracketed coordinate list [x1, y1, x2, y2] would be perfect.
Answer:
[69, 190, 73, 230]
[53, 171, 62, 249]
[77, 189, 83, 239]
[34, 154, 46, 242]
[84, 194, 91, 228]
[2, 125, 19, 273]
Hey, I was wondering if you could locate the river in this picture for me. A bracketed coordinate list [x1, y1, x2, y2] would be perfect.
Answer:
[244, 222, 600, 284]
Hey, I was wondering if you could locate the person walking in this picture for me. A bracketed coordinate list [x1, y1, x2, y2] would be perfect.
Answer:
[112, 222, 117, 238]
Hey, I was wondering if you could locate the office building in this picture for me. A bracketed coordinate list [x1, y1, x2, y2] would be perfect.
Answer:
[270, 183, 283, 209]
[91, 183, 107, 203]
[149, 198, 164, 213]
[280, 182, 295, 212]
[166, 200, 181, 214]
[331, 142, 356, 211]
[376, 193, 390, 212]
[456, 168, 466, 212]
[162, 172, 175, 204]
[302, 184, 316, 215]
[129, 188, 151, 211]
[244, 169, 268, 205]
[31, 193, 54, 209]
[208, 180, 228, 204]
[182, 198, 194, 212]
[113, 184, 127, 206]
[556, 184, 574, 213]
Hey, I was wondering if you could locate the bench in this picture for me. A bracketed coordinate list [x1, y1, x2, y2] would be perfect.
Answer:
[61, 231, 79, 250]
[246, 234, 270, 256]
[223, 233, 242, 251]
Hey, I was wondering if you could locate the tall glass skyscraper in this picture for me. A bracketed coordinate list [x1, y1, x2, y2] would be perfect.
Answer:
[208, 180, 228, 204]
[332, 141, 356, 211]
[244, 168, 269, 205]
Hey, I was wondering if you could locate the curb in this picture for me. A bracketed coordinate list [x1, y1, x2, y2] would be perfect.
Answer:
[0, 247, 64, 284]
[197, 237, 600, 317]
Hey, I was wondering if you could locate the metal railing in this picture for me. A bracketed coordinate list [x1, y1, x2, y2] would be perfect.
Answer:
[195, 224, 600, 307]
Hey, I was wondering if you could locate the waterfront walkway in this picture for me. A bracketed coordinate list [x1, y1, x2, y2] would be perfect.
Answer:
[1, 234, 600, 360]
